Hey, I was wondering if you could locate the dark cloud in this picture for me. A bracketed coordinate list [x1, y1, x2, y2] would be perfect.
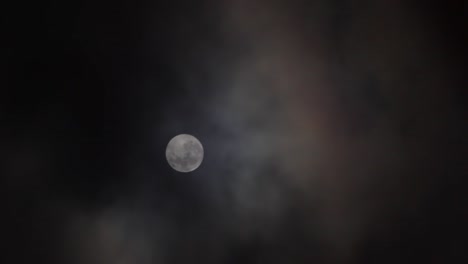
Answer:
[2, 0, 466, 263]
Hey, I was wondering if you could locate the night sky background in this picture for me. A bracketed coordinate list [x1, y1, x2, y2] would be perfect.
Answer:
[2, 0, 467, 263]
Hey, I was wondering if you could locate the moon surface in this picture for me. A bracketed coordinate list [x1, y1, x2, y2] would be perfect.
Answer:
[166, 134, 204, 172]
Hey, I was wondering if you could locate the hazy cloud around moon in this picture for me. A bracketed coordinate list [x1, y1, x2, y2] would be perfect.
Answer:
[2, 0, 465, 263]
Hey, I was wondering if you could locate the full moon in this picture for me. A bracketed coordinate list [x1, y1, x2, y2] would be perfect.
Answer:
[166, 134, 204, 172]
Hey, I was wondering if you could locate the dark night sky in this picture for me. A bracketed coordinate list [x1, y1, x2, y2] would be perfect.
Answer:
[2, 0, 467, 263]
